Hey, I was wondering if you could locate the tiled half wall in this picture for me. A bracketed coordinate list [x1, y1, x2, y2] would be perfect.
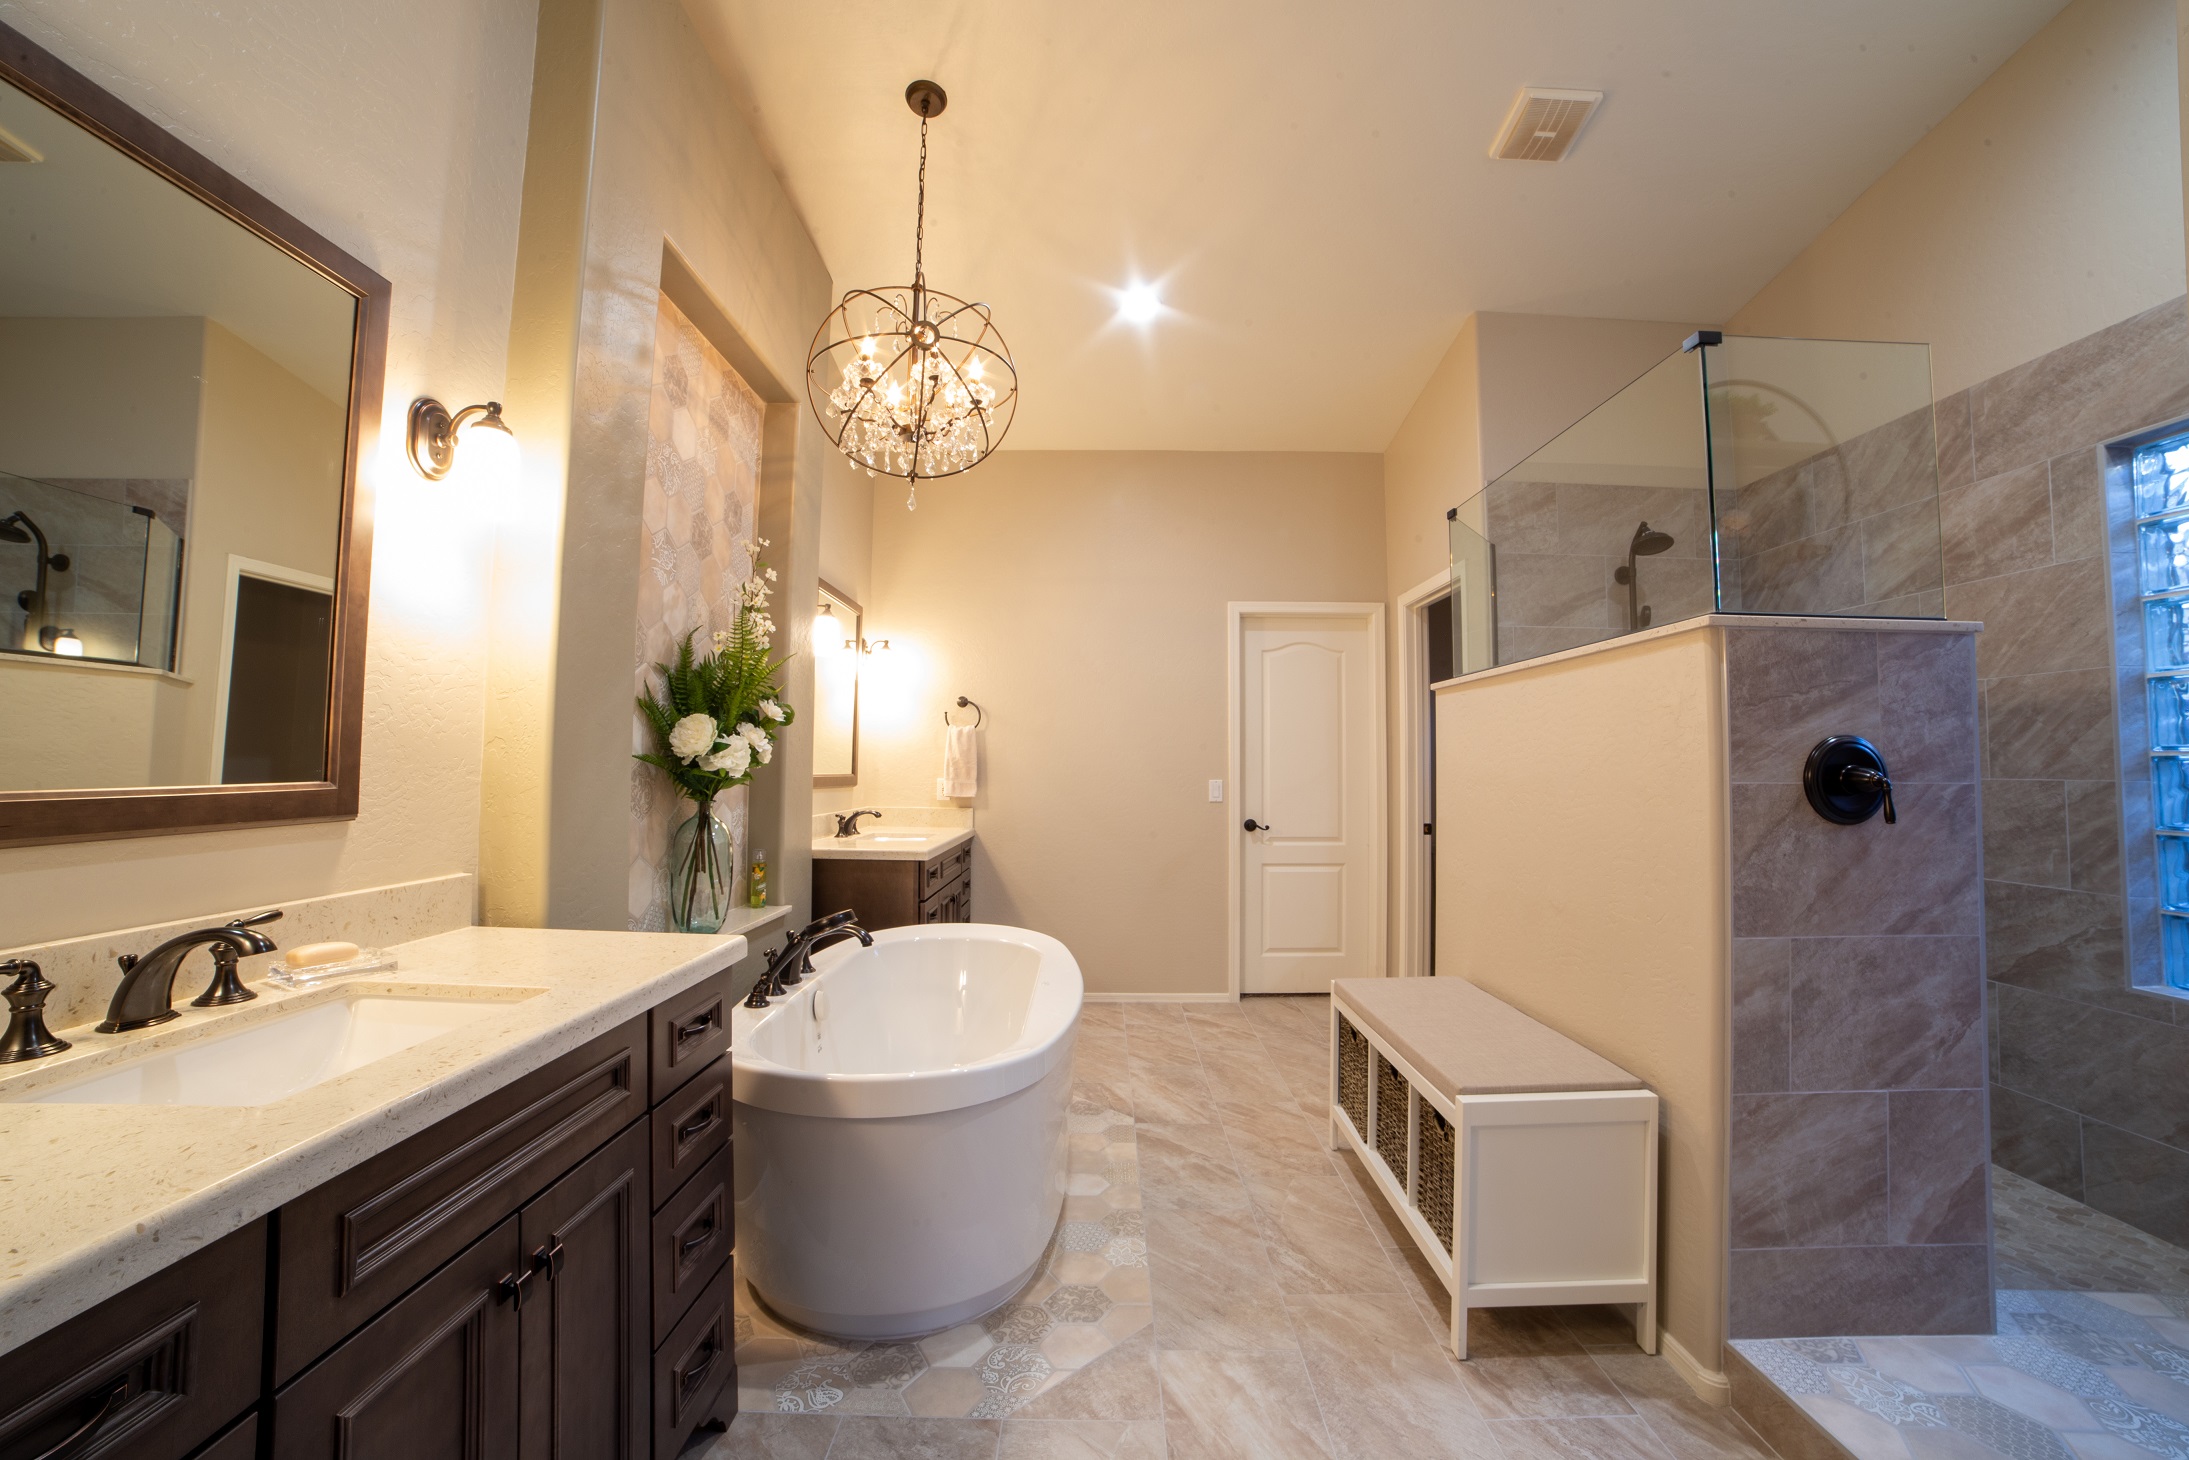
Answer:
[1725, 623, 1992, 1337]
[1943, 296, 2189, 1248]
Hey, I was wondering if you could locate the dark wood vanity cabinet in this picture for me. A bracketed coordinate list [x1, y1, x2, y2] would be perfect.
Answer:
[0, 974, 737, 1460]
[813, 839, 974, 930]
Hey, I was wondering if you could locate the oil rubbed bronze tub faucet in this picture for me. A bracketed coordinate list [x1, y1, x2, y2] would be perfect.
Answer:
[99, 909, 283, 1033]
[743, 910, 871, 1008]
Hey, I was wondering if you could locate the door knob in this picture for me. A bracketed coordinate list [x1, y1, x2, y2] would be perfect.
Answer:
[1243, 819, 1271, 832]
[1803, 736, 1896, 825]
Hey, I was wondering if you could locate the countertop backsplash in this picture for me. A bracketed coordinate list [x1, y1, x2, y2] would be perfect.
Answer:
[808, 805, 974, 840]
[2, 873, 476, 1034]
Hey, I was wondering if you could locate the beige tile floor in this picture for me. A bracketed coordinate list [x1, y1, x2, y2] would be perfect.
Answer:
[707, 995, 1778, 1460]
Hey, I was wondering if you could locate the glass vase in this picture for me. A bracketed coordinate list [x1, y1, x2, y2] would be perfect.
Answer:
[668, 802, 733, 935]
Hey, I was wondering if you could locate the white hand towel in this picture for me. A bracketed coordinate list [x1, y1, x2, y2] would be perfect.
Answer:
[938, 724, 979, 799]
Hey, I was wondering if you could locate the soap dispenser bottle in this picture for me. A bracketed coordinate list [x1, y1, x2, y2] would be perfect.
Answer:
[749, 848, 768, 909]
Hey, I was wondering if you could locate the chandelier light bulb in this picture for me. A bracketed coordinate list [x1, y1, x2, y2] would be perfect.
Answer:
[1118, 282, 1162, 324]
[804, 78, 1017, 509]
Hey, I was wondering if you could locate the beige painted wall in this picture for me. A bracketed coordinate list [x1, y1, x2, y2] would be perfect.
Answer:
[0, 316, 203, 479]
[1437, 624, 1730, 1385]
[853, 451, 1384, 996]
[0, 0, 538, 946]
[1381, 312, 1696, 976]
[1730, 0, 2185, 397]
[484, 0, 835, 932]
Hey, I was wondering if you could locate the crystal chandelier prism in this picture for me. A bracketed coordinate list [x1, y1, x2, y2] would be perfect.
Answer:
[805, 80, 1017, 509]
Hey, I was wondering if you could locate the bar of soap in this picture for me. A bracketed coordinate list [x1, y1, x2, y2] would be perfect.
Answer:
[285, 940, 361, 970]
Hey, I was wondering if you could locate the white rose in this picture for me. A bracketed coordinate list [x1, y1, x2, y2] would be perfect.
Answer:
[668, 713, 717, 763]
[737, 722, 768, 747]
[760, 699, 786, 722]
[701, 736, 752, 776]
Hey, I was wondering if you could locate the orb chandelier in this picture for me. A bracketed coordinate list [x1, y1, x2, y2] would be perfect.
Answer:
[805, 80, 1017, 510]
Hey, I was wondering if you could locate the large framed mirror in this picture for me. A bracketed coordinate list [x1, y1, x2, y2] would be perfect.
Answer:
[812, 581, 859, 787]
[0, 21, 387, 845]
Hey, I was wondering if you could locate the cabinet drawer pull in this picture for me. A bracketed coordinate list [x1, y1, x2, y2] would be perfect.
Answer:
[675, 1102, 720, 1145]
[674, 1009, 719, 1047]
[29, 1379, 128, 1460]
[679, 1334, 719, 1400]
[531, 1240, 566, 1281]
[497, 1267, 534, 1308]
[677, 1215, 717, 1262]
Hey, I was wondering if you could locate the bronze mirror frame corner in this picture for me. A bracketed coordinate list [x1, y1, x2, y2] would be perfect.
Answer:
[812, 579, 859, 790]
[0, 18, 389, 848]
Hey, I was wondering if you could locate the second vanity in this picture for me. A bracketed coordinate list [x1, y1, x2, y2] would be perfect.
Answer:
[811, 824, 975, 929]
[0, 922, 756, 1460]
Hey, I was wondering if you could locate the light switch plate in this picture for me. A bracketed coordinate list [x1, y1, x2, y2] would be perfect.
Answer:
[1208, 779, 1224, 802]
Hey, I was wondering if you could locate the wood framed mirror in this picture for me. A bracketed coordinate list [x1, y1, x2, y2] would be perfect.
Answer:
[812, 581, 860, 787]
[0, 20, 388, 846]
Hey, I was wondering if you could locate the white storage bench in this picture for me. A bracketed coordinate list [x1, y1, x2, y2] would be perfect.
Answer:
[1327, 977, 1659, 1360]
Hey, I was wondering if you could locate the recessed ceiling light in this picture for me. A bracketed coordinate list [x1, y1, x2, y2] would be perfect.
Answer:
[1117, 283, 1162, 324]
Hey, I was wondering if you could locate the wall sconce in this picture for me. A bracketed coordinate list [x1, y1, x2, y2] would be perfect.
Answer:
[858, 637, 891, 654]
[408, 398, 518, 484]
[38, 626, 81, 657]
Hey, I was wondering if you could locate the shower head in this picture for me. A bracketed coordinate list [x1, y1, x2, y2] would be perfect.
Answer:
[1630, 521, 1674, 556]
[0, 514, 28, 544]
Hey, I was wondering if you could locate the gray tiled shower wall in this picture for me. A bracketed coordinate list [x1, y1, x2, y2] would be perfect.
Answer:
[1725, 624, 1992, 1337]
[1946, 296, 2189, 1249]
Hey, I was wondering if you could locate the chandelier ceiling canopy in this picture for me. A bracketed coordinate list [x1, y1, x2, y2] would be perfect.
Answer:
[805, 80, 1017, 509]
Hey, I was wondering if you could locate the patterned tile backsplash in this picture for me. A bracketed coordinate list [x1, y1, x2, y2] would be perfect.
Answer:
[0, 873, 475, 1033]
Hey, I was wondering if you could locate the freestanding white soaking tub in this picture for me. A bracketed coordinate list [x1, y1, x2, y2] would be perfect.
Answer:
[730, 923, 1082, 1339]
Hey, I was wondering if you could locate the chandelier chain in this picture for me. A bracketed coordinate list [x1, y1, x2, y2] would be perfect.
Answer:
[913, 114, 928, 287]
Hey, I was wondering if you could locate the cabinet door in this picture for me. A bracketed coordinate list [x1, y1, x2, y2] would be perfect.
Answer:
[272, 1217, 522, 1460]
[518, 1121, 649, 1460]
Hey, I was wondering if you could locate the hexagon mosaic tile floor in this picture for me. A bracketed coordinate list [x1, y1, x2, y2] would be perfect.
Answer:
[706, 996, 1781, 1460]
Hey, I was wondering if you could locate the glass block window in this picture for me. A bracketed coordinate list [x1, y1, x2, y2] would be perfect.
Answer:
[2133, 431, 2189, 989]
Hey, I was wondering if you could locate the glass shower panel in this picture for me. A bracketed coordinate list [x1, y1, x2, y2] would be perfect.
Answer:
[0, 469, 182, 668]
[2129, 428, 2189, 990]
[1701, 335, 1941, 618]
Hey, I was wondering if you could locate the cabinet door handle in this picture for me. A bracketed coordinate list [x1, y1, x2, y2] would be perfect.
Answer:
[29, 1380, 128, 1460]
[678, 1215, 718, 1262]
[498, 1267, 534, 1308]
[532, 1240, 566, 1281]
[679, 1334, 719, 1400]
[676, 1101, 720, 1145]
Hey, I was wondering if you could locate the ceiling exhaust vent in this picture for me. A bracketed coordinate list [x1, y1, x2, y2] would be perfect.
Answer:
[1489, 88, 1603, 162]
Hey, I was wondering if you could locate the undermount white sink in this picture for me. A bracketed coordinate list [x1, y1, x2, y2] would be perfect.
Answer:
[4, 985, 543, 1108]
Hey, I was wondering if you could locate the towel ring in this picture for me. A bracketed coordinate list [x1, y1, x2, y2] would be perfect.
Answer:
[944, 696, 983, 728]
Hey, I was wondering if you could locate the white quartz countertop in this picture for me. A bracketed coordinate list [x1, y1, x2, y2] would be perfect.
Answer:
[810, 826, 973, 861]
[0, 923, 747, 1355]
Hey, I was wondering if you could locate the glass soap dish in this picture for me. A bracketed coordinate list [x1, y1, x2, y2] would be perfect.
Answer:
[265, 950, 398, 989]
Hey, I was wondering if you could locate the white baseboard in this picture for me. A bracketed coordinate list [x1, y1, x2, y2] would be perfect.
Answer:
[1661, 1330, 1732, 1408]
[1081, 991, 1238, 1004]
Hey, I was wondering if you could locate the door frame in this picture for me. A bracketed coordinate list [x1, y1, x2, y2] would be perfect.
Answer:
[1226, 602, 1388, 1001]
[208, 554, 337, 783]
[1394, 568, 1457, 982]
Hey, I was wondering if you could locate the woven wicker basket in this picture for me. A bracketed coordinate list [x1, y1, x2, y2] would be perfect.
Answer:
[1337, 1017, 1370, 1138]
[1416, 1104, 1456, 1252]
[1374, 1054, 1409, 1179]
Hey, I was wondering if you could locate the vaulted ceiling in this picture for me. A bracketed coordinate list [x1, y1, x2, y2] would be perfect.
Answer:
[690, 0, 2069, 451]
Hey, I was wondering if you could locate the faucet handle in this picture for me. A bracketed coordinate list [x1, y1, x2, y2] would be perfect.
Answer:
[0, 960, 71, 1064]
[227, 909, 283, 929]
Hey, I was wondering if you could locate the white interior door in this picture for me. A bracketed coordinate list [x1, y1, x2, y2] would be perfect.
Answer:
[1240, 610, 1382, 994]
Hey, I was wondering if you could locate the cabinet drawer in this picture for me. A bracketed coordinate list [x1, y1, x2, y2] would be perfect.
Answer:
[651, 1059, 727, 1207]
[651, 1263, 734, 1460]
[0, 1220, 263, 1460]
[921, 873, 969, 924]
[650, 971, 731, 1102]
[921, 842, 972, 895]
[275, 1016, 646, 1381]
[272, 1217, 521, 1460]
[651, 1146, 731, 1346]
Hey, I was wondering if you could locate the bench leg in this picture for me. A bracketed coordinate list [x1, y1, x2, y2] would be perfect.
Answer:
[1449, 1291, 1466, 1360]
[1325, 1104, 1343, 1152]
[1633, 1294, 1658, 1355]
